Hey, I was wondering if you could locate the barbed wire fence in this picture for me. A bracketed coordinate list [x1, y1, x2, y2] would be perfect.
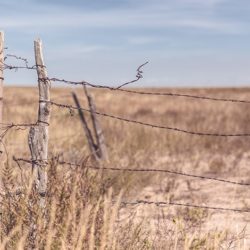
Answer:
[1, 33, 250, 214]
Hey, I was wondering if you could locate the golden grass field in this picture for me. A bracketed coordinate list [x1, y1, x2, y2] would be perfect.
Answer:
[1, 86, 250, 249]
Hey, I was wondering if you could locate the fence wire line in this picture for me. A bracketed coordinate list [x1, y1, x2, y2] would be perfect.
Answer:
[3, 59, 250, 105]
[1, 63, 37, 71]
[119, 200, 250, 213]
[3, 99, 250, 138]
[42, 100, 250, 137]
[0, 122, 38, 128]
[0, 61, 45, 71]
[4, 54, 29, 67]
[116, 61, 149, 89]
[1, 59, 147, 87]
[13, 158, 250, 187]
[87, 165, 250, 187]
[11, 158, 250, 213]
[3, 52, 250, 215]
[44, 77, 250, 105]
[0, 122, 38, 141]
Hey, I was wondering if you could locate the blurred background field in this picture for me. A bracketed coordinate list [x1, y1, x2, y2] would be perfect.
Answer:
[1, 86, 250, 249]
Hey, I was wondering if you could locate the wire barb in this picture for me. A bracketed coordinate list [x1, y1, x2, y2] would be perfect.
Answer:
[13, 157, 48, 166]
[5, 54, 29, 67]
[116, 61, 149, 89]
[0, 122, 39, 141]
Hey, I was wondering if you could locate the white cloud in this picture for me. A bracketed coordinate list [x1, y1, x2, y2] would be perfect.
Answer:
[77, 45, 107, 53]
[2, 0, 250, 87]
[0, 4, 246, 35]
[127, 37, 159, 45]
[52, 44, 109, 55]
[178, 0, 226, 6]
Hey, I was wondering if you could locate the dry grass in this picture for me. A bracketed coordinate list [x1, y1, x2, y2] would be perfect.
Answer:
[1, 86, 250, 249]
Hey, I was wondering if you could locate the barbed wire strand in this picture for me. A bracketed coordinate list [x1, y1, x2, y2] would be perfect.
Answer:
[4, 53, 250, 215]
[0, 122, 38, 141]
[0, 61, 45, 71]
[116, 61, 149, 89]
[119, 200, 250, 213]
[11, 158, 250, 213]
[5, 54, 29, 67]
[3, 58, 250, 106]
[3, 98, 250, 139]
[45, 77, 250, 105]
[3, 63, 37, 71]
[0, 122, 38, 128]
[87, 165, 250, 187]
[40, 61, 147, 91]
[43, 100, 250, 137]
[13, 158, 250, 187]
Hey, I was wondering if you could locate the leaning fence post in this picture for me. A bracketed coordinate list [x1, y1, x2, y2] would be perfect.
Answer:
[72, 92, 99, 161]
[83, 86, 108, 161]
[28, 39, 51, 207]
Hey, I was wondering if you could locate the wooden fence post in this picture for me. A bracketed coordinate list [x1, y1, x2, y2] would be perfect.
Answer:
[0, 32, 4, 193]
[0, 32, 4, 145]
[0, 32, 3, 132]
[72, 92, 99, 161]
[28, 39, 51, 207]
[0, 32, 4, 237]
[72, 89, 108, 162]
[83, 86, 108, 161]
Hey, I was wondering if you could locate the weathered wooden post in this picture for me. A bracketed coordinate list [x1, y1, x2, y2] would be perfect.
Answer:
[72, 88, 108, 163]
[72, 92, 99, 161]
[0, 32, 3, 132]
[83, 86, 108, 161]
[28, 39, 50, 207]
[0, 32, 4, 194]
[0, 32, 4, 239]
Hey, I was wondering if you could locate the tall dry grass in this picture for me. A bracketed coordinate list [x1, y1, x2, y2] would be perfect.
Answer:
[1, 86, 250, 249]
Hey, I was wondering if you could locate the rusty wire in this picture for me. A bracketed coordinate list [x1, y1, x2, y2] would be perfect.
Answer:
[36, 61, 148, 91]
[13, 157, 48, 166]
[0, 62, 37, 71]
[12, 157, 250, 213]
[1, 53, 36, 70]
[5, 54, 29, 67]
[87, 165, 250, 187]
[116, 61, 149, 89]
[39, 100, 250, 137]
[42, 77, 250, 105]
[3, 58, 250, 106]
[0, 122, 38, 141]
[13, 158, 250, 187]
[120, 200, 250, 213]
[3, 52, 250, 217]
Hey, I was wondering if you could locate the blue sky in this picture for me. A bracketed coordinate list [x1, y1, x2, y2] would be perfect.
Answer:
[1, 0, 250, 87]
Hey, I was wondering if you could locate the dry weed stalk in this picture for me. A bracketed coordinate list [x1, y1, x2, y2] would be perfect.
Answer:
[2, 86, 250, 249]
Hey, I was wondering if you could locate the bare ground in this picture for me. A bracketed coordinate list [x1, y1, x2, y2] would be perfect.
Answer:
[2, 86, 250, 248]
